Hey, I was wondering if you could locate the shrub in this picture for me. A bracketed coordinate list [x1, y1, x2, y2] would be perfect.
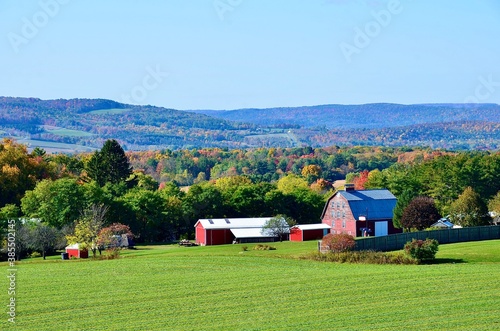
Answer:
[253, 244, 276, 251]
[30, 251, 42, 258]
[321, 233, 356, 253]
[404, 239, 439, 262]
[101, 247, 121, 260]
[301, 250, 417, 265]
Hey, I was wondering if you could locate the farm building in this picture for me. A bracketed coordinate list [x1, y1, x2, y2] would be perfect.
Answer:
[194, 218, 286, 246]
[321, 184, 401, 237]
[431, 218, 457, 229]
[65, 243, 88, 259]
[290, 224, 331, 242]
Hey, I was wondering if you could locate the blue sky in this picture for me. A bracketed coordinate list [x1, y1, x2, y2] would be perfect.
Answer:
[1, 0, 499, 110]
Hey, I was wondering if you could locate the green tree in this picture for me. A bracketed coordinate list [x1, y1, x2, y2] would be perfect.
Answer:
[392, 189, 417, 229]
[21, 178, 85, 228]
[120, 189, 167, 242]
[261, 215, 296, 242]
[401, 197, 442, 231]
[365, 169, 386, 189]
[0, 204, 20, 238]
[183, 182, 225, 221]
[86, 139, 132, 186]
[276, 174, 309, 194]
[32, 224, 60, 260]
[449, 187, 491, 227]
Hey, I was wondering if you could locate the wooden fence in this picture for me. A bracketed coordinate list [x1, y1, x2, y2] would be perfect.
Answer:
[352, 225, 500, 252]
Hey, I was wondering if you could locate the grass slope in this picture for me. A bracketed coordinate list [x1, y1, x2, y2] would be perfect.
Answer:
[45, 128, 94, 137]
[2, 240, 499, 330]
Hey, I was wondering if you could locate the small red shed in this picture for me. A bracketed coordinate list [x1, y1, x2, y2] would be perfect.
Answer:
[290, 224, 331, 242]
[65, 243, 88, 259]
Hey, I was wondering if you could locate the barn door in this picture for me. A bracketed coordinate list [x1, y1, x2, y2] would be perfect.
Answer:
[375, 221, 388, 236]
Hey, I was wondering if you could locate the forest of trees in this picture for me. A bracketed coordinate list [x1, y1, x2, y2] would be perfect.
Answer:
[2, 97, 499, 150]
[1, 138, 499, 260]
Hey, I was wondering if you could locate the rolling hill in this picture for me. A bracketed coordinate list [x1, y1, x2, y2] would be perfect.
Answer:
[189, 103, 500, 129]
[1, 97, 499, 151]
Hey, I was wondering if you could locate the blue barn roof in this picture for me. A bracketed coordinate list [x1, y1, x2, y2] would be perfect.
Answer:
[324, 189, 397, 221]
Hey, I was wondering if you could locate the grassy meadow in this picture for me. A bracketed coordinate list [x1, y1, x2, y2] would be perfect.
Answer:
[45, 128, 94, 137]
[2, 240, 500, 330]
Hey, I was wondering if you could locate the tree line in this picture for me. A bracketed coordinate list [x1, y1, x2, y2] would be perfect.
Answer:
[1, 138, 499, 260]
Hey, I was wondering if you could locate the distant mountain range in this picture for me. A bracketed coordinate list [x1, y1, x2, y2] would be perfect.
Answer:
[1, 97, 499, 152]
[189, 103, 500, 129]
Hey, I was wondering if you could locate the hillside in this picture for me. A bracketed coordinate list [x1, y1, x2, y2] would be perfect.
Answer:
[1, 97, 499, 151]
[190, 103, 500, 129]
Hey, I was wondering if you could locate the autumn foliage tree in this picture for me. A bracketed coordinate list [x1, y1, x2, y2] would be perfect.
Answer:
[97, 223, 134, 257]
[0, 139, 55, 206]
[401, 197, 441, 231]
[352, 170, 369, 190]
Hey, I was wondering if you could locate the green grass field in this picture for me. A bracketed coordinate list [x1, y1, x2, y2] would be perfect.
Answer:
[45, 128, 94, 137]
[2, 240, 499, 330]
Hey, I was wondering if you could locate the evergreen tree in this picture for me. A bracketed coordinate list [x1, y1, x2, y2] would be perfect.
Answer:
[392, 189, 416, 229]
[87, 140, 132, 186]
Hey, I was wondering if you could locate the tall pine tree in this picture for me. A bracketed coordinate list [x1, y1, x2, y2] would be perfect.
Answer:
[87, 139, 132, 186]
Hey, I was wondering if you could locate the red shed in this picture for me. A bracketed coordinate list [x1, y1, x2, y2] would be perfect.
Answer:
[195, 218, 283, 246]
[290, 224, 331, 242]
[65, 243, 88, 259]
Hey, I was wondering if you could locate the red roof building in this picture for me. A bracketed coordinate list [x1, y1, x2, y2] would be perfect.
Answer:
[195, 218, 284, 246]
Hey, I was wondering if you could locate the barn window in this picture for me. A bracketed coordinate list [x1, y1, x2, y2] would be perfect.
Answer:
[337, 201, 340, 208]
[331, 211, 335, 217]
[342, 212, 345, 218]
[331, 201, 335, 208]
[342, 202, 345, 209]
[337, 211, 340, 218]
[208, 219, 214, 224]
[342, 220, 346, 228]
[332, 220, 335, 228]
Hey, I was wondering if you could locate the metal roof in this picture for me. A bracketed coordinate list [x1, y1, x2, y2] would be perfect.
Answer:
[195, 217, 274, 230]
[339, 189, 396, 201]
[431, 219, 454, 228]
[331, 189, 397, 221]
[293, 224, 331, 230]
[231, 228, 277, 238]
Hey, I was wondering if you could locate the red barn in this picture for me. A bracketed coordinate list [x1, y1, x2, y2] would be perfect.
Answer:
[65, 243, 88, 259]
[195, 218, 283, 246]
[321, 184, 401, 237]
[290, 224, 331, 241]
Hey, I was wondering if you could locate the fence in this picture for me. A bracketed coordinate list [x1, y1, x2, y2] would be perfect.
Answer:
[352, 226, 500, 252]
